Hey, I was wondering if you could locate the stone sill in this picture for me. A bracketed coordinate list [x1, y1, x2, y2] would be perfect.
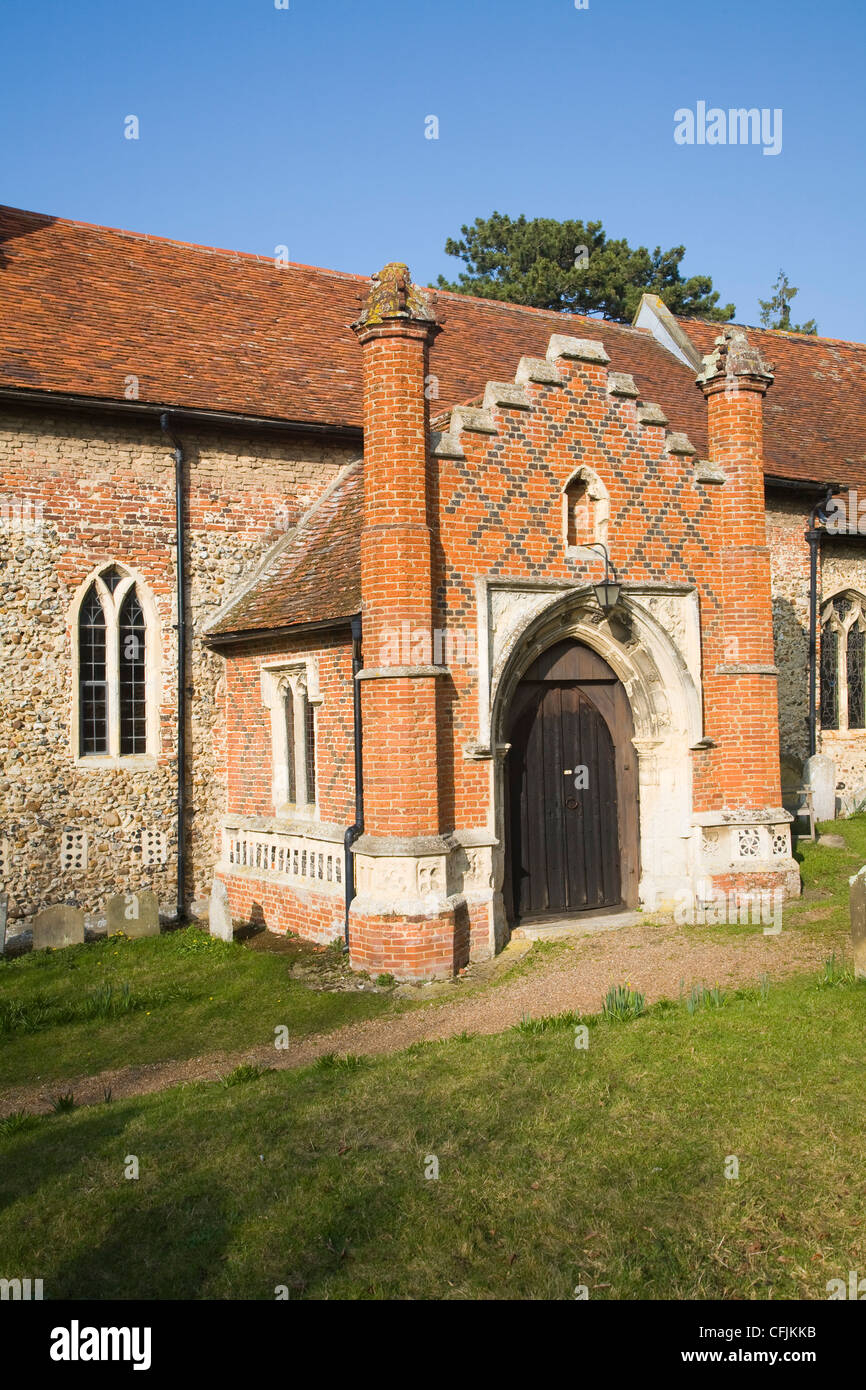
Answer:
[693, 808, 793, 827]
[74, 754, 159, 772]
[222, 812, 343, 842]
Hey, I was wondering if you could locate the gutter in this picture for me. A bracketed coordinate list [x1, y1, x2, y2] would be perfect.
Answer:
[764, 475, 839, 495]
[0, 385, 362, 444]
[807, 485, 842, 758]
[160, 413, 188, 923]
[204, 615, 355, 649]
[343, 614, 364, 952]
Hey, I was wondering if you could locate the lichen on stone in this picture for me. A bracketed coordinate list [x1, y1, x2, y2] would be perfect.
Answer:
[696, 326, 774, 387]
[356, 262, 436, 327]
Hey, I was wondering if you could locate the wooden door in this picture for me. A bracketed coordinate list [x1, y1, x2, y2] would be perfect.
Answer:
[506, 641, 639, 920]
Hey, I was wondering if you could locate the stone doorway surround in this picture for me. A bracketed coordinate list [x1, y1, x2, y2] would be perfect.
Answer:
[470, 576, 797, 953]
[476, 579, 702, 947]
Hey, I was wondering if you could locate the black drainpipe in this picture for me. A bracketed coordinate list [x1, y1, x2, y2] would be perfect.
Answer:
[343, 614, 364, 950]
[160, 412, 187, 923]
[807, 486, 840, 758]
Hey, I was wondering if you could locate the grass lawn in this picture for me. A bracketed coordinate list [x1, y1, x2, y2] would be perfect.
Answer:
[1, 818, 865, 1300]
[1, 816, 863, 1095]
[0, 928, 394, 1089]
[0, 964, 864, 1299]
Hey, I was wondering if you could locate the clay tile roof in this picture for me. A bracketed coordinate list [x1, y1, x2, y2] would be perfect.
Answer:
[3, 207, 864, 495]
[0, 204, 702, 441]
[207, 460, 362, 636]
[4, 205, 866, 638]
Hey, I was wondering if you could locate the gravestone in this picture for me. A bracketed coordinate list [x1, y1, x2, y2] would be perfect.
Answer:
[850, 864, 866, 979]
[105, 890, 160, 940]
[209, 878, 233, 942]
[804, 753, 836, 823]
[0, 893, 7, 956]
[32, 904, 85, 951]
[780, 755, 803, 819]
[818, 833, 847, 850]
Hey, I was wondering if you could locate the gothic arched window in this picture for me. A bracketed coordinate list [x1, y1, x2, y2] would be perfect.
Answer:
[119, 588, 147, 755]
[820, 592, 866, 732]
[283, 683, 297, 804]
[262, 662, 321, 815]
[304, 691, 316, 803]
[74, 566, 157, 761]
[79, 585, 108, 755]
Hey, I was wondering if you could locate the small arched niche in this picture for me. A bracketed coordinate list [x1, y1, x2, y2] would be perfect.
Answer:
[562, 466, 609, 552]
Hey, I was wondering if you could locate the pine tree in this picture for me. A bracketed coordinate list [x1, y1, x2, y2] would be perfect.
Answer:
[436, 213, 735, 323]
[758, 270, 817, 334]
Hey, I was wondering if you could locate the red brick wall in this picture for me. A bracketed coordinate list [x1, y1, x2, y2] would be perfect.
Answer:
[220, 870, 343, 946]
[694, 379, 781, 810]
[355, 320, 442, 840]
[431, 354, 727, 829]
[348, 904, 470, 980]
[220, 632, 355, 825]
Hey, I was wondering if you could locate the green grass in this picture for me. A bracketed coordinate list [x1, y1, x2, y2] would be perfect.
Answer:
[0, 928, 393, 1088]
[3, 816, 861, 1094]
[1, 816, 865, 1300]
[1, 967, 864, 1300]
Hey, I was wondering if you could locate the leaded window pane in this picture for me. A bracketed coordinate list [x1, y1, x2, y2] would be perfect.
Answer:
[80, 585, 108, 754]
[304, 694, 316, 804]
[283, 686, 296, 803]
[848, 626, 866, 729]
[820, 625, 839, 730]
[119, 587, 147, 755]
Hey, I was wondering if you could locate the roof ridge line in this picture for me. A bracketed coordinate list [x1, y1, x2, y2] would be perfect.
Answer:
[0, 205, 373, 283]
[675, 310, 866, 352]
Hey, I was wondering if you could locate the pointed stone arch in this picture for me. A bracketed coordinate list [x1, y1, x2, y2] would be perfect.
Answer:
[561, 464, 610, 553]
[486, 584, 703, 940]
[820, 588, 866, 731]
[68, 562, 162, 764]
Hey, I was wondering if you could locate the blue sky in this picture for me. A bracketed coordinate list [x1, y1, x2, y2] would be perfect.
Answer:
[1, 0, 864, 338]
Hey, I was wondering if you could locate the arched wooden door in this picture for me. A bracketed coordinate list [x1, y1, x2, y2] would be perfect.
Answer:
[506, 640, 639, 921]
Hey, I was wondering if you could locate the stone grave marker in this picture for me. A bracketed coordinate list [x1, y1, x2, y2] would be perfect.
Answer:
[209, 878, 233, 942]
[0, 893, 7, 956]
[804, 753, 836, 823]
[105, 890, 160, 940]
[32, 904, 85, 951]
[850, 865, 866, 979]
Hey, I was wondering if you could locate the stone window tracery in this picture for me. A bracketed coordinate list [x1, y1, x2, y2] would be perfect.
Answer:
[73, 565, 159, 762]
[820, 591, 866, 732]
[261, 660, 321, 816]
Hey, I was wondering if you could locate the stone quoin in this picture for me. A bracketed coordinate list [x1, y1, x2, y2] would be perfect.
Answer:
[2, 208, 866, 977]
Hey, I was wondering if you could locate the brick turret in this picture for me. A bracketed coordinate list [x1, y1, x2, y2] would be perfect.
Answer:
[351, 263, 441, 839]
[693, 328, 796, 897]
[349, 265, 464, 978]
[695, 328, 782, 808]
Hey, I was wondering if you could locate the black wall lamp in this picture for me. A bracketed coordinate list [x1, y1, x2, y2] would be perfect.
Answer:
[582, 541, 622, 614]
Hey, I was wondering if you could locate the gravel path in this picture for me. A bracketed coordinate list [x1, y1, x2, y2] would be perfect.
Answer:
[0, 920, 842, 1118]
